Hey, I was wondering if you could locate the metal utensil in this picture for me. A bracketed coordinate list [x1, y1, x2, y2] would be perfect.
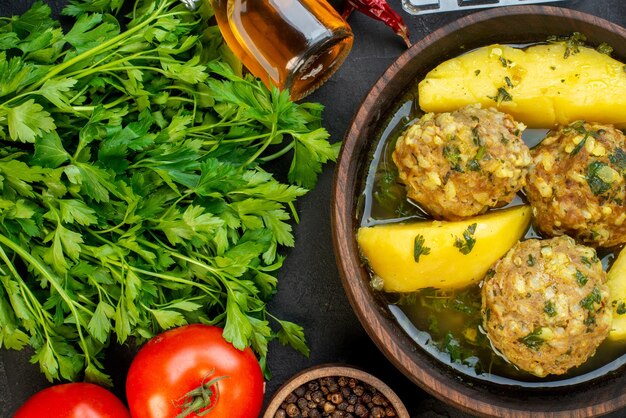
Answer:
[402, 0, 564, 15]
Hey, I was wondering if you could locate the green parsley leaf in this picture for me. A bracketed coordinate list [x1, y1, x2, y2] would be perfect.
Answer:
[6, 99, 55, 143]
[454, 223, 477, 255]
[544, 301, 557, 317]
[276, 319, 310, 357]
[519, 327, 546, 350]
[586, 161, 615, 195]
[414, 234, 431, 263]
[575, 269, 588, 287]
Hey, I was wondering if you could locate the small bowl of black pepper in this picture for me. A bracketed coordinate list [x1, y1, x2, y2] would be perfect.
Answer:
[263, 364, 409, 418]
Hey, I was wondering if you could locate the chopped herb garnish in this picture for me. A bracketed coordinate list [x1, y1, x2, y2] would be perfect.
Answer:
[467, 159, 481, 171]
[484, 269, 496, 280]
[617, 302, 626, 315]
[580, 286, 602, 311]
[505, 76, 514, 88]
[454, 223, 477, 255]
[519, 327, 545, 350]
[564, 120, 587, 135]
[450, 295, 480, 315]
[575, 269, 588, 287]
[544, 301, 557, 317]
[548, 32, 587, 59]
[475, 69, 481, 76]
[584, 315, 597, 327]
[414, 234, 431, 263]
[570, 135, 588, 156]
[609, 148, 626, 171]
[581, 255, 599, 268]
[475, 146, 486, 160]
[527, 254, 536, 266]
[488, 87, 513, 104]
[472, 126, 481, 146]
[586, 161, 614, 195]
[443, 332, 464, 363]
[498, 57, 513, 68]
[596, 42, 614, 56]
[443, 144, 463, 172]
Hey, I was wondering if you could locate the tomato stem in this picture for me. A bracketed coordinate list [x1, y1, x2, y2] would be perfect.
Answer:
[174, 370, 229, 418]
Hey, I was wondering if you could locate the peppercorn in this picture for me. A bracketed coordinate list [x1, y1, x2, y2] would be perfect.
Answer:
[311, 390, 324, 404]
[354, 404, 368, 417]
[275, 375, 399, 418]
[295, 385, 307, 397]
[327, 380, 339, 393]
[286, 403, 300, 417]
[330, 393, 343, 405]
[385, 406, 397, 417]
[372, 393, 386, 406]
[324, 402, 336, 414]
[371, 406, 386, 418]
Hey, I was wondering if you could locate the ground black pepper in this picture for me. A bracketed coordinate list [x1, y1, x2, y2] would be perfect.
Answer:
[274, 376, 398, 418]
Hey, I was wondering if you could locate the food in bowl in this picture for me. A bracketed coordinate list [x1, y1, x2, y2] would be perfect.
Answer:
[525, 121, 626, 247]
[392, 104, 531, 220]
[418, 39, 626, 128]
[263, 365, 409, 418]
[482, 235, 611, 377]
[355, 36, 626, 386]
[357, 205, 531, 292]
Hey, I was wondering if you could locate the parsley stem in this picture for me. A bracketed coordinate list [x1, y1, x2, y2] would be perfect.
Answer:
[258, 142, 295, 163]
[244, 121, 279, 166]
[24, 0, 175, 93]
[0, 245, 55, 330]
[0, 233, 95, 372]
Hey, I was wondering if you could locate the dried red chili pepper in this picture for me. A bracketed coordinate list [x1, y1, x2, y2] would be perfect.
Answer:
[342, 0, 411, 47]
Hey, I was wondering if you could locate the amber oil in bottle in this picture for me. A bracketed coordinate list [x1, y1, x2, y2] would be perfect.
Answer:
[210, 0, 353, 100]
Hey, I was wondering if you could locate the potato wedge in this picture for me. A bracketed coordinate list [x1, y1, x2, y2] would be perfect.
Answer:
[418, 43, 626, 128]
[607, 246, 626, 340]
[357, 205, 531, 292]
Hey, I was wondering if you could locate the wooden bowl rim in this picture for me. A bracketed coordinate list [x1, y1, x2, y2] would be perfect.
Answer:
[332, 4, 626, 417]
[262, 364, 410, 418]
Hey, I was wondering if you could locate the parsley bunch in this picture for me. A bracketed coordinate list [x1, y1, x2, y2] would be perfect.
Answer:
[0, 0, 338, 384]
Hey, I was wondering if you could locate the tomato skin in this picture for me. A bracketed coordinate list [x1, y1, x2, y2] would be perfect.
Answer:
[126, 324, 264, 418]
[14, 382, 130, 418]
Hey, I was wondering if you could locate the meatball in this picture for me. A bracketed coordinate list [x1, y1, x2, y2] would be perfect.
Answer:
[525, 121, 626, 247]
[392, 104, 531, 220]
[481, 236, 611, 377]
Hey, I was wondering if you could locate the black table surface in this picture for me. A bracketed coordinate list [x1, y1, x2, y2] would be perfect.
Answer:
[2, 0, 626, 417]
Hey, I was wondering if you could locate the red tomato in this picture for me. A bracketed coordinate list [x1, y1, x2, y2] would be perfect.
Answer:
[125, 324, 264, 418]
[14, 382, 130, 418]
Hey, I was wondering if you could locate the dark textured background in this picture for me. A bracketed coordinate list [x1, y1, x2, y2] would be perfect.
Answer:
[1, 0, 626, 417]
